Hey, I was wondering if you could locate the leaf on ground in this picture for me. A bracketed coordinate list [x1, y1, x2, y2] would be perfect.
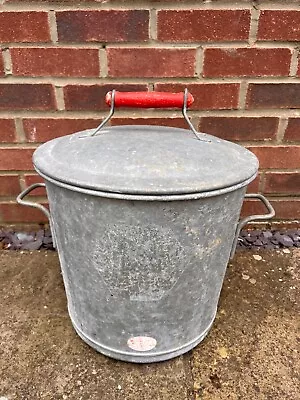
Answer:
[218, 346, 228, 359]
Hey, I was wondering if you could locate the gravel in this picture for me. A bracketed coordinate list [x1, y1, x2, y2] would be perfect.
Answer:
[0, 229, 54, 251]
[0, 228, 299, 252]
[237, 229, 300, 250]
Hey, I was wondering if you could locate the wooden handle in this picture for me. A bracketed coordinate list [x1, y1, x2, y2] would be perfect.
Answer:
[105, 91, 194, 108]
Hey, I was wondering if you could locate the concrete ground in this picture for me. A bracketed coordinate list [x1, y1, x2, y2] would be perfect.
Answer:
[0, 250, 299, 400]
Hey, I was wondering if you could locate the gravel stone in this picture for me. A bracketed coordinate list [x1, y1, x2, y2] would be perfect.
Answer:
[0, 229, 299, 252]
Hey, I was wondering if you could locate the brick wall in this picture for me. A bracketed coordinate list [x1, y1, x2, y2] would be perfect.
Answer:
[0, 0, 299, 225]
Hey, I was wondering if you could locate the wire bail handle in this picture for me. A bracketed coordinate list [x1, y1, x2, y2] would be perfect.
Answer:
[89, 89, 210, 142]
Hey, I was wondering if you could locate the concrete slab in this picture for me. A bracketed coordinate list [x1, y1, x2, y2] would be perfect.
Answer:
[0, 249, 299, 399]
[191, 250, 300, 400]
[0, 251, 193, 400]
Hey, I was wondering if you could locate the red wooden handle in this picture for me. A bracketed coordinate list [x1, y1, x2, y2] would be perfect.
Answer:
[105, 91, 194, 108]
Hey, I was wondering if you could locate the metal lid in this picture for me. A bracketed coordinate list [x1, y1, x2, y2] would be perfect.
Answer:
[33, 125, 258, 195]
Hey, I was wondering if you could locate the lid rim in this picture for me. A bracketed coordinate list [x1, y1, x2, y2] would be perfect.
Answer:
[35, 165, 257, 199]
[33, 126, 259, 195]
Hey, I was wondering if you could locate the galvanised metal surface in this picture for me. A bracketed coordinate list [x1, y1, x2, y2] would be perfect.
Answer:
[16, 90, 275, 363]
[45, 180, 246, 363]
[33, 126, 259, 196]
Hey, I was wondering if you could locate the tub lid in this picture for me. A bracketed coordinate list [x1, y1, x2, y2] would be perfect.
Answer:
[33, 125, 258, 195]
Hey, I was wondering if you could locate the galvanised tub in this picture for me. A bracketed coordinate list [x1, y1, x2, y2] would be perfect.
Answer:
[17, 90, 275, 363]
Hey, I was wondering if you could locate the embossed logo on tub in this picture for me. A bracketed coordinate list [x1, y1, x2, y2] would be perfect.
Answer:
[93, 224, 186, 301]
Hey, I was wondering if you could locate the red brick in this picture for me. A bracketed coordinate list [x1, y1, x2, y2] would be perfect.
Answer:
[246, 84, 300, 109]
[24, 174, 45, 196]
[297, 61, 300, 77]
[0, 12, 50, 43]
[0, 175, 20, 196]
[11, 48, 99, 78]
[241, 198, 268, 218]
[155, 83, 239, 110]
[0, 202, 48, 223]
[258, 10, 300, 41]
[270, 199, 300, 220]
[0, 119, 17, 142]
[57, 10, 149, 42]
[64, 84, 148, 111]
[199, 117, 278, 141]
[23, 118, 102, 142]
[0, 84, 56, 111]
[284, 118, 300, 142]
[264, 172, 300, 195]
[247, 146, 300, 169]
[246, 175, 260, 193]
[242, 198, 300, 220]
[111, 117, 187, 129]
[0, 148, 35, 170]
[0, 51, 4, 77]
[107, 48, 196, 78]
[203, 48, 291, 77]
[157, 10, 250, 42]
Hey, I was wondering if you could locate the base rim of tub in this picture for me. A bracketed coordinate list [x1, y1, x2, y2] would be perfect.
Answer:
[69, 310, 216, 364]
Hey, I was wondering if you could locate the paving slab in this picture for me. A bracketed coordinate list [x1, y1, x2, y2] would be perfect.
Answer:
[0, 251, 193, 400]
[0, 249, 299, 400]
[191, 250, 300, 400]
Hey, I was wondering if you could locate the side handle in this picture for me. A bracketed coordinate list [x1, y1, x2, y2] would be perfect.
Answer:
[16, 183, 56, 248]
[230, 193, 275, 259]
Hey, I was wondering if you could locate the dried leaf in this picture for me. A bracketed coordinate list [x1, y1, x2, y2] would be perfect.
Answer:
[218, 347, 228, 359]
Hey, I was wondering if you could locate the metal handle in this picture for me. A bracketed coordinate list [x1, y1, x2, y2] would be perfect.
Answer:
[85, 89, 210, 142]
[230, 193, 275, 259]
[16, 183, 56, 248]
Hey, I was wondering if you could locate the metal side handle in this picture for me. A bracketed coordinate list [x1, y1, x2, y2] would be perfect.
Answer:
[230, 193, 275, 259]
[16, 183, 56, 248]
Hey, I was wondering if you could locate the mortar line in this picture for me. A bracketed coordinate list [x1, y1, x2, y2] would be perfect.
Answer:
[0, 143, 38, 148]
[3, 42, 298, 49]
[276, 118, 289, 144]
[4, 75, 300, 85]
[19, 173, 27, 191]
[1, 2, 254, 11]
[238, 81, 248, 109]
[3, 140, 300, 148]
[54, 86, 65, 111]
[2, 48, 12, 75]
[249, 2, 260, 46]
[289, 47, 299, 77]
[149, 8, 157, 41]
[48, 10, 58, 43]
[191, 116, 200, 132]
[14, 118, 26, 143]
[195, 47, 204, 78]
[254, 2, 300, 10]
[0, 109, 300, 118]
[0, 171, 28, 176]
[148, 83, 155, 91]
[2, 2, 300, 11]
[259, 171, 265, 193]
[99, 48, 108, 78]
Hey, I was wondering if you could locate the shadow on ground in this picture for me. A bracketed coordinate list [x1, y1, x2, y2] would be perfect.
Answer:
[0, 250, 299, 399]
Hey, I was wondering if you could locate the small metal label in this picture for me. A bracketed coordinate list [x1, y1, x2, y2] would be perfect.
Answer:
[127, 336, 157, 352]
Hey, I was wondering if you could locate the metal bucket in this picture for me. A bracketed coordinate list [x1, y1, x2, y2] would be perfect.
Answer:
[17, 90, 275, 363]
